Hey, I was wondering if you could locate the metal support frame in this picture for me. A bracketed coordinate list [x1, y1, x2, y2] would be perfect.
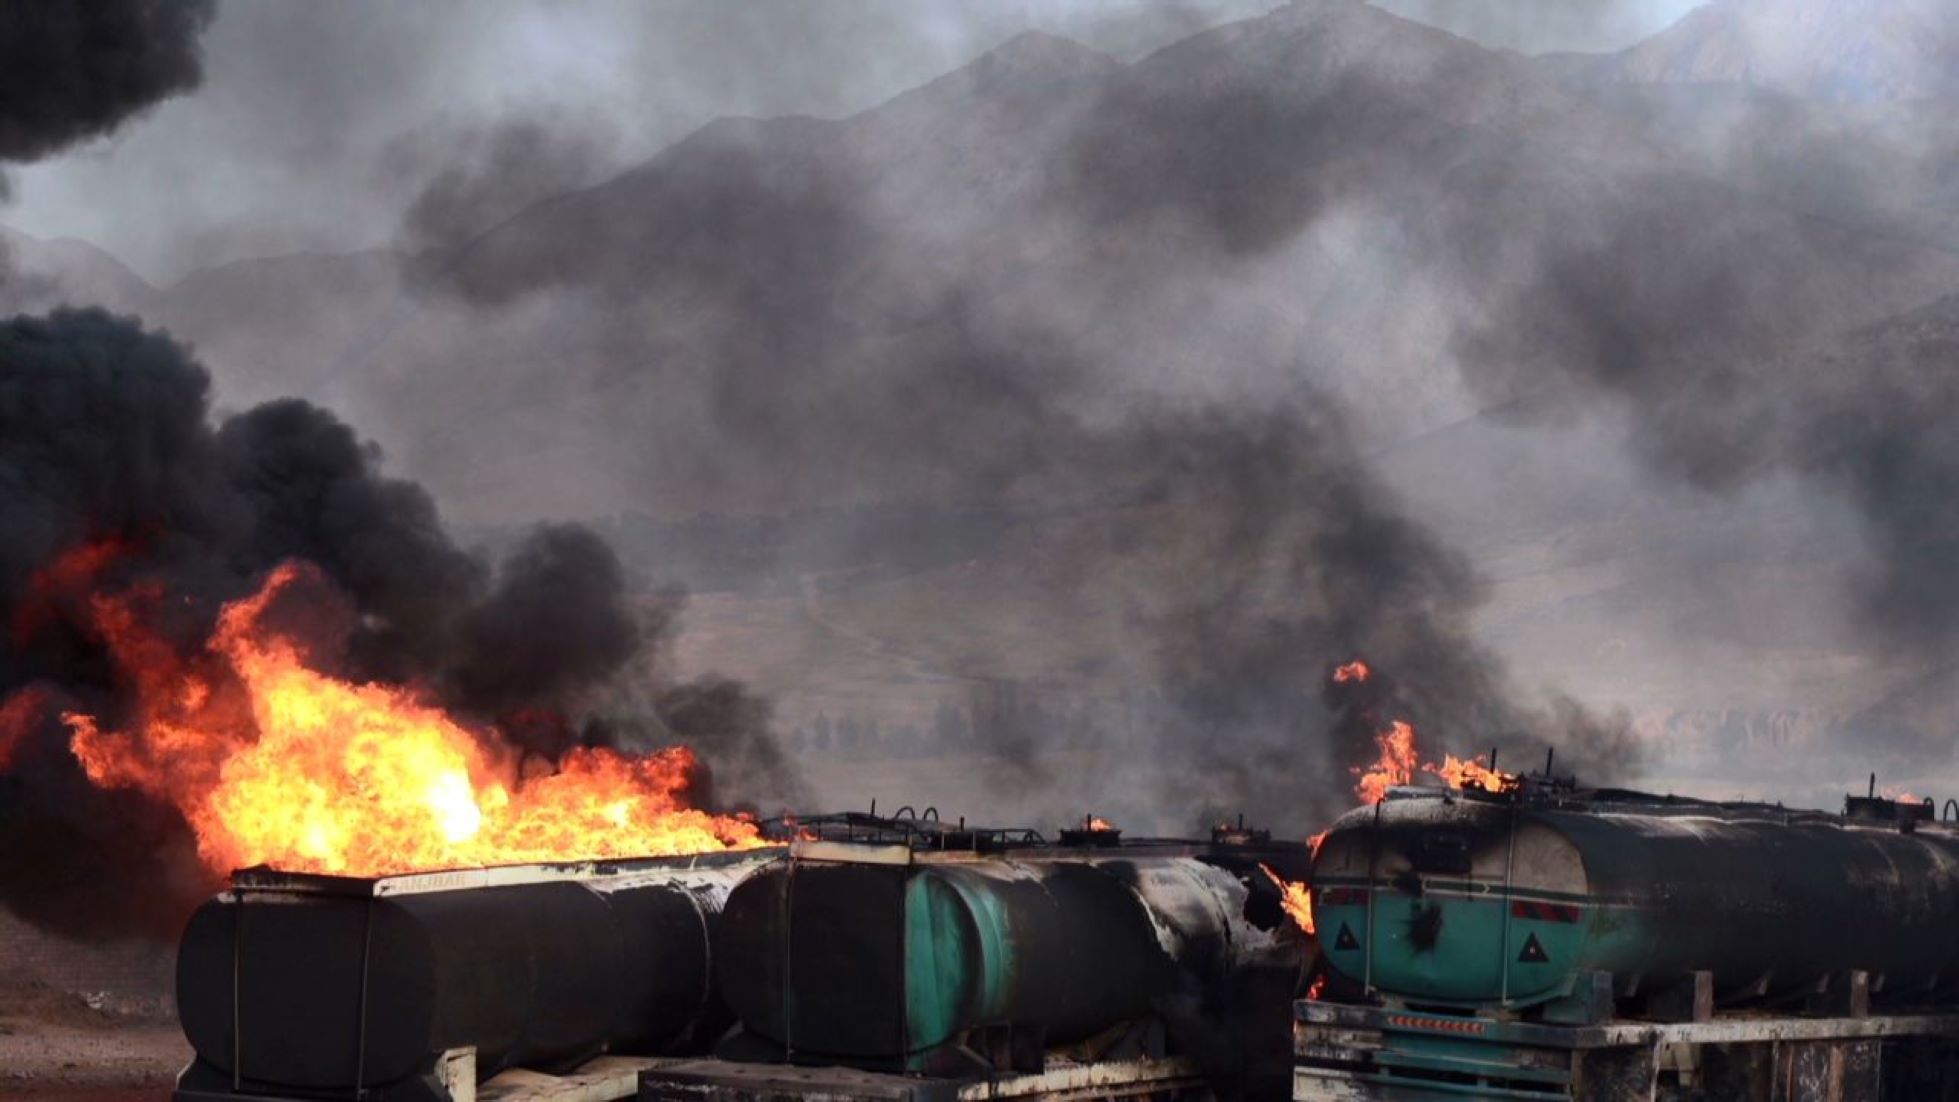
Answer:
[354, 896, 375, 1099]
[1294, 999, 1959, 1101]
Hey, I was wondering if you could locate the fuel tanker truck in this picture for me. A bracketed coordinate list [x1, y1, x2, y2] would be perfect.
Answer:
[707, 823, 1314, 1096]
[1294, 776, 1959, 1101]
[171, 850, 773, 1102]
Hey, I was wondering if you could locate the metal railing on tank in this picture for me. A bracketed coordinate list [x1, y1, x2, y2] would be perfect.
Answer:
[756, 801, 1046, 851]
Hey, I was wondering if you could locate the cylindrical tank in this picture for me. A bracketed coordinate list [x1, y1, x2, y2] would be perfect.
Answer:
[715, 848, 1303, 1066]
[175, 857, 763, 1093]
[1312, 789, 1959, 1011]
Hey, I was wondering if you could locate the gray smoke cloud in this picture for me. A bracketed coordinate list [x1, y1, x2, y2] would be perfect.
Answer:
[2, 2, 1716, 283]
[375, 26, 1642, 825]
[1794, 298, 1959, 647]
[390, 112, 623, 290]
[1451, 175, 1959, 654]
[5, 0, 1294, 282]
[351, 7, 1719, 826]
[1419, 12, 1959, 791]
[18, 0, 1958, 840]
[349, 0, 1959, 825]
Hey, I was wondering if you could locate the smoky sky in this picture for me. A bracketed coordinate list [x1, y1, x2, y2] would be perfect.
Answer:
[391, 113, 621, 272]
[367, 11, 1649, 826]
[1372, 0, 1699, 54]
[1448, 136, 1959, 655]
[336, 0, 1959, 812]
[2, 0, 1698, 282]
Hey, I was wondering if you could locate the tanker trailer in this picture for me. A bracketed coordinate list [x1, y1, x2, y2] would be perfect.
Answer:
[712, 836, 1312, 1096]
[1310, 786, 1959, 1013]
[1294, 782, 1959, 1101]
[173, 849, 774, 1102]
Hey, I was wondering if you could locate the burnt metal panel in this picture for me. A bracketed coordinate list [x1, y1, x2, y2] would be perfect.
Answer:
[177, 865, 755, 1094]
[717, 848, 1304, 1081]
[716, 859, 912, 1060]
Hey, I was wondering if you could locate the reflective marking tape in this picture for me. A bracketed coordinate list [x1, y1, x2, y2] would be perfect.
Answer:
[1386, 1014, 1489, 1035]
[1314, 888, 1582, 921]
[1510, 899, 1582, 923]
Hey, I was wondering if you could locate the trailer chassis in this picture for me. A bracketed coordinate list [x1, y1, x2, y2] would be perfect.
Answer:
[1293, 995, 1959, 1102]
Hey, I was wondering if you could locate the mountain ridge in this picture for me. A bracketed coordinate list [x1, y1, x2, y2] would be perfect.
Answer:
[1560, 0, 1958, 103]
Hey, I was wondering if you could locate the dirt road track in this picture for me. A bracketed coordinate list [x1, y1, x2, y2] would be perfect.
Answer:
[0, 1019, 185, 1101]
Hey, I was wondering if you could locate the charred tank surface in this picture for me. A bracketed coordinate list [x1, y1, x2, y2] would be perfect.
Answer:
[714, 830, 1312, 1089]
[1313, 783, 1959, 1014]
[174, 850, 773, 1100]
[720, 853, 1175, 1058]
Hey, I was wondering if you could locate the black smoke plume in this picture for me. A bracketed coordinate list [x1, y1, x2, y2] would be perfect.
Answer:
[445, 524, 640, 737]
[572, 585, 807, 813]
[0, 308, 784, 939]
[0, 0, 217, 292]
[0, 0, 216, 164]
[997, 395, 1637, 827]
[642, 673, 809, 814]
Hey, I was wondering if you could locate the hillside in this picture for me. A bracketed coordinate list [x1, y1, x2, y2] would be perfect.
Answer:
[1575, 0, 1958, 104]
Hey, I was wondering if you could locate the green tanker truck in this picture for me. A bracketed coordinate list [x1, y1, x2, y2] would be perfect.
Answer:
[1296, 779, 1959, 1101]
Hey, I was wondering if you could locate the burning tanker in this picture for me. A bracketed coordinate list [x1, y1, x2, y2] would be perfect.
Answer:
[0, 309, 770, 937]
[1258, 658, 1518, 945]
[172, 853, 771, 1099]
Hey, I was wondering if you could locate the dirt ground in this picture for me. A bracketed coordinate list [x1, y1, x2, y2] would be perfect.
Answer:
[0, 985, 187, 1101]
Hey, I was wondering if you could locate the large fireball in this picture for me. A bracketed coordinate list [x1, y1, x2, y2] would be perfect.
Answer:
[37, 558, 759, 877]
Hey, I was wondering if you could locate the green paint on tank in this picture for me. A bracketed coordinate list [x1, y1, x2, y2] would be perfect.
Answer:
[1317, 893, 1621, 1007]
[901, 871, 1014, 1056]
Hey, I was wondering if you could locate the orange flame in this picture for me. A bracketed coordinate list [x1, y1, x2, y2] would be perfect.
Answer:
[1087, 815, 1116, 831]
[1431, 754, 1510, 794]
[1332, 660, 1371, 684]
[49, 561, 761, 877]
[12, 539, 129, 649]
[0, 684, 54, 770]
[1352, 719, 1418, 804]
[1350, 721, 1518, 804]
[1260, 863, 1313, 935]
